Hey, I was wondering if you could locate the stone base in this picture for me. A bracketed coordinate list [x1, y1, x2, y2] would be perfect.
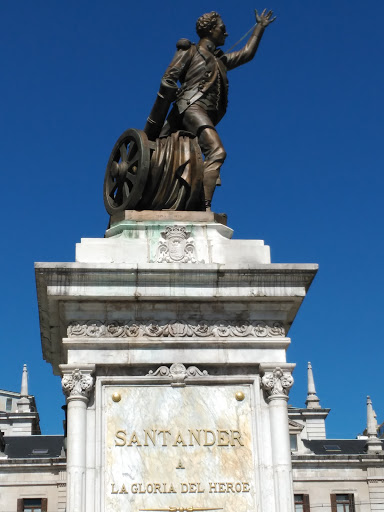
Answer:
[76, 213, 271, 265]
[110, 210, 228, 226]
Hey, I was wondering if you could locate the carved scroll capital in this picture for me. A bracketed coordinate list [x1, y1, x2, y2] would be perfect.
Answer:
[261, 367, 294, 400]
[61, 368, 94, 401]
[147, 363, 208, 387]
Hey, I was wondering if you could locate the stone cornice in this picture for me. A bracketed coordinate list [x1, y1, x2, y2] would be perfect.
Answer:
[0, 412, 39, 418]
[292, 454, 384, 466]
[288, 408, 331, 420]
[35, 263, 317, 297]
[0, 458, 66, 468]
[35, 263, 316, 374]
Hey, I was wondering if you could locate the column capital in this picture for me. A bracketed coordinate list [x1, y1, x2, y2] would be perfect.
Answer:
[260, 365, 294, 400]
[60, 365, 95, 401]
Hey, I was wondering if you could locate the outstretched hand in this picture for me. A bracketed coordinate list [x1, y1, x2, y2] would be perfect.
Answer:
[255, 9, 276, 28]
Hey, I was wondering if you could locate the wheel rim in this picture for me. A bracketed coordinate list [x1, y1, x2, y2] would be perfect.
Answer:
[103, 128, 150, 215]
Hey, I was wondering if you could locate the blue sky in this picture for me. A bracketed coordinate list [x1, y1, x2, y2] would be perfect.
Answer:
[1, 0, 383, 437]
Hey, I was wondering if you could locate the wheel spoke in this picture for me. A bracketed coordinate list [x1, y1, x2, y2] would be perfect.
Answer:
[114, 186, 123, 205]
[119, 143, 127, 162]
[108, 181, 118, 197]
[122, 181, 130, 202]
[126, 158, 139, 172]
[126, 171, 137, 185]
[126, 141, 137, 163]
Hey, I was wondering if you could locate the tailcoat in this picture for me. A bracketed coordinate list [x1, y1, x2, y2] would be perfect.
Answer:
[163, 33, 263, 124]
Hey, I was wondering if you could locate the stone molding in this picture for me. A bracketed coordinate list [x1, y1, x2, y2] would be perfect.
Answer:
[289, 419, 304, 432]
[156, 226, 198, 263]
[147, 363, 208, 387]
[67, 320, 285, 339]
[261, 367, 294, 399]
[61, 368, 94, 400]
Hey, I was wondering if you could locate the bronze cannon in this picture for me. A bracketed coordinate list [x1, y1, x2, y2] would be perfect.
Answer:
[103, 79, 205, 215]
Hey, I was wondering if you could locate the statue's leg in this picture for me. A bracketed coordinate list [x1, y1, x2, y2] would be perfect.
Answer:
[182, 105, 226, 211]
[198, 127, 226, 210]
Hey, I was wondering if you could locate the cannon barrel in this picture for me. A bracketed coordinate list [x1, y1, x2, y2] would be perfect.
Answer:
[144, 78, 178, 141]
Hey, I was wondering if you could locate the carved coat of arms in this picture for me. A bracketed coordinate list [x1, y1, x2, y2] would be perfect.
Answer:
[156, 226, 197, 263]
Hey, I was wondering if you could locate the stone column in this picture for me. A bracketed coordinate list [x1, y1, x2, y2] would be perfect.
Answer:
[261, 365, 295, 512]
[61, 365, 95, 512]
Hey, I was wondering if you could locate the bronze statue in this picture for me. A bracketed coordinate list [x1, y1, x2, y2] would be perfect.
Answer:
[104, 9, 275, 216]
[160, 9, 275, 210]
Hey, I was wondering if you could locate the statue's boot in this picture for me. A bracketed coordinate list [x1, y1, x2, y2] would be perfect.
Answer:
[203, 169, 220, 211]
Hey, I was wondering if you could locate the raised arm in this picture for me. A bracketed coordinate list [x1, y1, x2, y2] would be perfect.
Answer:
[224, 9, 275, 70]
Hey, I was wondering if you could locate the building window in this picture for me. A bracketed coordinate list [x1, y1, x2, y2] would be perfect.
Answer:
[331, 494, 355, 512]
[6, 398, 12, 411]
[17, 498, 47, 512]
[294, 494, 310, 511]
[290, 433, 298, 451]
[324, 444, 341, 452]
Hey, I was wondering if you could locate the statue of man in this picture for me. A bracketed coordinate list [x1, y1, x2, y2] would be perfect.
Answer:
[160, 9, 275, 210]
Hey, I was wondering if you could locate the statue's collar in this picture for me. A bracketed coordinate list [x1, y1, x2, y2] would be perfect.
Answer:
[198, 38, 216, 54]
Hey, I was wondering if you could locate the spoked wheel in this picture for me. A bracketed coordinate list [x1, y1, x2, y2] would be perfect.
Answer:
[103, 128, 151, 215]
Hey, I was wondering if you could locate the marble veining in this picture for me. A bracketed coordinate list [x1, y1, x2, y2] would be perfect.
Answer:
[103, 385, 256, 511]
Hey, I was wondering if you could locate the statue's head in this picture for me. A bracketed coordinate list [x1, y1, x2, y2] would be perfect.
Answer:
[196, 11, 228, 46]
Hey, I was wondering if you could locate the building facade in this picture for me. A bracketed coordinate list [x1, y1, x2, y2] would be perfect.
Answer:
[0, 366, 66, 512]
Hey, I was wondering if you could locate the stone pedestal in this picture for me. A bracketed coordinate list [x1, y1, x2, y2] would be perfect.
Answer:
[35, 213, 317, 512]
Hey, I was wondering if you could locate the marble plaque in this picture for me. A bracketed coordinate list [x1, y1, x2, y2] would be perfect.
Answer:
[103, 385, 256, 512]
